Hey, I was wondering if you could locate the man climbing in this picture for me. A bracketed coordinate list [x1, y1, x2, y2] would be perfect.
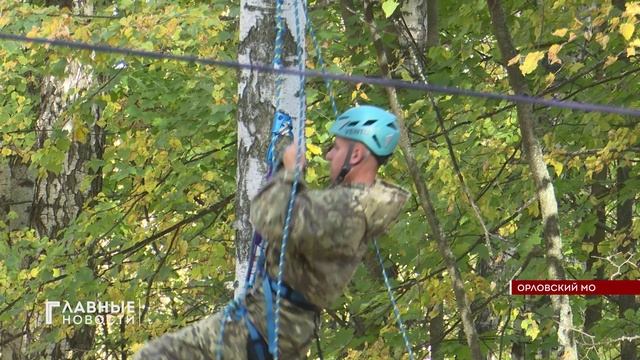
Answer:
[134, 105, 409, 359]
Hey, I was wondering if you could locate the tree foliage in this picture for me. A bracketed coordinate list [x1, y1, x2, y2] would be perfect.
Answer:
[0, 0, 639, 359]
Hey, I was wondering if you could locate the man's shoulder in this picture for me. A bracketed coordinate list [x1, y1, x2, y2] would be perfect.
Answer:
[306, 186, 366, 207]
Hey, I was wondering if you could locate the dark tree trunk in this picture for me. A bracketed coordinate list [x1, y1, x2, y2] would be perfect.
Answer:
[614, 165, 637, 360]
[1, 139, 36, 360]
[584, 169, 607, 331]
[429, 301, 444, 360]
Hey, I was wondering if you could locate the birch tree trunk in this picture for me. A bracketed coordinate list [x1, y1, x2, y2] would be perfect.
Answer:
[486, 1, 578, 358]
[398, 0, 438, 53]
[399, 0, 428, 51]
[236, 0, 305, 295]
[31, 63, 103, 242]
[34, 61, 104, 360]
[22, 1, 105, 358]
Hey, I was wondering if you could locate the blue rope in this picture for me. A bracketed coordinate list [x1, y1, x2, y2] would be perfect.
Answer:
[215, 1, 290, 358]
[249, 240, 267, 286]
[246, 0, 292, 292]
[374, 238, 415, 360]
[272, 0, 307, 358]
[3, 32, 640, 116]
[265, 111, 293, 176]
[272, 0, 286, 114]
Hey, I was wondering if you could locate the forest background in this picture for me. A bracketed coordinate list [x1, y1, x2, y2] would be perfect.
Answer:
[0, 0, 639, 359]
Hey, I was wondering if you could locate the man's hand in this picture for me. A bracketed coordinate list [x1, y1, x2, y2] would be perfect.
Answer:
[282, 142, 306, 171]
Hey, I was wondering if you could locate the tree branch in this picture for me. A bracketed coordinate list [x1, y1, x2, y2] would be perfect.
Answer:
[363, 2, 483, 358]
[140, 226, 180, 323]
[99, 193, 234, 261]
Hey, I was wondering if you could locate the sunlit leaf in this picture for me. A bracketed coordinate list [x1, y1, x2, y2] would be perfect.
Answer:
[548, 44, 563, 64]
[519, 51, 545, 75]
[381, 0, 399, 18]
[620, 23, 635, 41]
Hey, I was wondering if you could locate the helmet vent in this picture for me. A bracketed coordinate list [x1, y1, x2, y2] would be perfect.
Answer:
[372, 134, 381, 148]
[339, 120, 360, 129]
[387, 122, 397, 129]
[363, 119, 377, 126]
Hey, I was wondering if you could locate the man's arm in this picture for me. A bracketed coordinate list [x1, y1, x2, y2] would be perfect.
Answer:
[250, 173, 366, 258]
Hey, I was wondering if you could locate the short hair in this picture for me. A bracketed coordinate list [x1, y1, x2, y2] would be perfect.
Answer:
[373, 153, 391, 167]
[355, 141, 391, 167]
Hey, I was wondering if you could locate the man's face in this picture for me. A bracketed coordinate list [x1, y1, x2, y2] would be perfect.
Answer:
[325, 137, 352, 181]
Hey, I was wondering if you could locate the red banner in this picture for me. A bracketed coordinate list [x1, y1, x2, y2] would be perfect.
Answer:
[510, 280, 640, 295]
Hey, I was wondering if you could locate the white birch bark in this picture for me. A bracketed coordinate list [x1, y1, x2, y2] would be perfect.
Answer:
[400, 0, 428, 50]
[33, 60, 104, 360]
[26, 1, 104, 357]
[235, 0, 306, 296]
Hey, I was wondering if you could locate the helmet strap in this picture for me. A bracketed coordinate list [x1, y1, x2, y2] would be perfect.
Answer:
[332, 142, 355, 187]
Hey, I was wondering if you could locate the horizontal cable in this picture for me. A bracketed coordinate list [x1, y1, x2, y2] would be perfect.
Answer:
[1, 32, 639, 117]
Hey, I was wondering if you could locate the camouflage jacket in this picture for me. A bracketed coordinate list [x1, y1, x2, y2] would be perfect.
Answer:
[245, 168, 410, 358]
[133, 169, 409, 360]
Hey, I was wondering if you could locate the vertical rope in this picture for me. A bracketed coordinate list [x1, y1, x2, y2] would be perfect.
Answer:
[273, 1, 306, 358]
[374, 238, 415, 360]
[302, 1, 338, 117]
[216, 2, 289, 358]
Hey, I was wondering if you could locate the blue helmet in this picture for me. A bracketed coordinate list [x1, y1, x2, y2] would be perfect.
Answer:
[329, 105, 400, 156]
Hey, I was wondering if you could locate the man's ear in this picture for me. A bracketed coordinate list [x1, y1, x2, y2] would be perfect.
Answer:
[349, 144, 367, 165]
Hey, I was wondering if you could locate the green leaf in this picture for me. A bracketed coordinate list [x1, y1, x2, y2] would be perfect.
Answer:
[76, 267, 94, 283]
[381, 0, 399, 18]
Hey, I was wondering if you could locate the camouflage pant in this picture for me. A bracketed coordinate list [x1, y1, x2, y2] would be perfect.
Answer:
[133, 311, 248, 360]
